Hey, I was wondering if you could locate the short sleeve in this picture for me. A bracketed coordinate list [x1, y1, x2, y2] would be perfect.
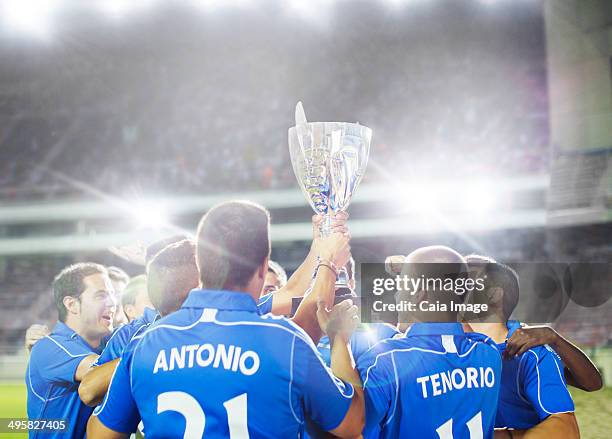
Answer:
[520, 348, 575, 421]
[292, 334, 354, 432]
[351, 324, 400, 363]
[316, 336, 331, 366]
[93, 349, 140, 434]
[356, 348, 395, 436]
[95, 327, 131, 366]
[257, 292, 274, 315]
[34, 336, 94, 385]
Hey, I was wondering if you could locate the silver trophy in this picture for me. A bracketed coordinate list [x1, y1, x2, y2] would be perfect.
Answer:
[288, 102, 371, 286]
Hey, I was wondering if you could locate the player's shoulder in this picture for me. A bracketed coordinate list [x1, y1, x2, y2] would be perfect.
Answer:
[258, 313, 313, 343]
[105, 323, 132, 345]
[461, 332, 502, 356]
[357, 336, 408, 369]
[370, 322, 401, 339]
[105, 318, 150, 350]
[520, 344, 563, 367]
[32, 333, 89, 358]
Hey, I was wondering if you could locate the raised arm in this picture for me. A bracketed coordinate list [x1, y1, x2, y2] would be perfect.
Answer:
[291, 230, 351, 343]
[505, 325, 603, 392]
[317, 299, 364, 438]
[269, 213, 348, 316]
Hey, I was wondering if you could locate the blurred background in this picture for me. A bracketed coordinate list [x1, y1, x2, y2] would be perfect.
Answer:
[0, 0, 610, 434]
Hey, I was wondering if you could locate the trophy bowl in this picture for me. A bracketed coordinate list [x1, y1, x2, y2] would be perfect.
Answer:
[288, 121, 372, 236]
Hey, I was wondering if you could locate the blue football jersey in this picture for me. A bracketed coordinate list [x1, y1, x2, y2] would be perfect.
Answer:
[256, 291, 274, 315]
[26, 322, 100, 439]
[317, 323, 400, 366]
[495, 321, 575, 429]
[94, 307, 158, 366]
[356, 323, 502, 439]
[94, 289, 354, 438]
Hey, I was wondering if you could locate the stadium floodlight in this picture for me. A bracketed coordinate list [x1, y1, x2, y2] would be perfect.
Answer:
[0, 0, 61, 39]
[131, 200, 169, 230]
[191, 0, 252, 12]
[285, 0, 334, 22]
[384, 0, 422, 7]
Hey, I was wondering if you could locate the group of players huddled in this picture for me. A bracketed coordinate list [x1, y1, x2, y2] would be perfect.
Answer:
[24, 201, 602, 438]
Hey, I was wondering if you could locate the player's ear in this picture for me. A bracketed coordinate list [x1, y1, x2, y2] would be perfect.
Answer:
[63, 295, 81, 317]
[489, 287, 504, 305]
[258, 257, 269, 281]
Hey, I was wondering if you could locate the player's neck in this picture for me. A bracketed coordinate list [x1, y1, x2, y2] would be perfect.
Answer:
[467, 322, 508, 343]
[64, 317, 102, 349]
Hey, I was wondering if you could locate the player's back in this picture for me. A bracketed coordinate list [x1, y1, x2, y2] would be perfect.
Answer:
[126, 290, 353, 438]
[357, 323, 502, 439]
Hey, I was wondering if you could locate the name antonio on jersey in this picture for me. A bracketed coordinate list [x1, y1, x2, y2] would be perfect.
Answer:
[153, 343, 260, 376]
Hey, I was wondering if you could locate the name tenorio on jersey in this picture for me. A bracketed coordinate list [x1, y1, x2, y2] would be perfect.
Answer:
[416, 366, 495, 399]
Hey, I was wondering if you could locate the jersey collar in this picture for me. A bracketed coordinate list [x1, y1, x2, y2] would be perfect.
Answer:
[181, 288, 259, 313]
[52, 321, 101, 352]
[406, 322, 465, 337]
[506, 319, 521, 338]
[142, 307, 159, 324]
[53, 321, 78, 338]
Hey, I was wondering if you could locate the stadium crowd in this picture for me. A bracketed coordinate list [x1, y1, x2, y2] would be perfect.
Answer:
[0, 9, 549, 202]
[21, 201, 603, 438]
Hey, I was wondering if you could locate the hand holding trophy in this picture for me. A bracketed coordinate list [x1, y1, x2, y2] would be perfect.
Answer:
[288, 102, 371, 288]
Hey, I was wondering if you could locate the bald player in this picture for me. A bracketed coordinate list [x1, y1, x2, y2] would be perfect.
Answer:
[355, 246, 502, 438]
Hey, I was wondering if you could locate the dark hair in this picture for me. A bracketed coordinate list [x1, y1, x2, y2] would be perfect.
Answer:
[147, 239, 199, 316]
[196, 201, 270, 291]
[145, 234, 190, 266]
[53, 263, 108, 322]
[482, 262, 520, 320]
[121, 275, 147, 307]
[107, 266, 130, 285]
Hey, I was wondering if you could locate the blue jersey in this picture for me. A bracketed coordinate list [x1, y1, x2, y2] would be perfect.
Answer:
[495, 321, 575, 429]
[95, 307, 158, 366]
[356, 323, 502, 439]
[26, 322, 100, 439]
[257, 291, 274, 315]
[93, 289, 354, 438]
[317, 323, 400, 366]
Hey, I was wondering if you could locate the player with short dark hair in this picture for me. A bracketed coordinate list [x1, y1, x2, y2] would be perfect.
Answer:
[464, 256, 597, 438]
[147, 240, 200, 316]
[26, 263, 116, 439]
[87, 200, 364, 438]
[144, 234, 190, 266]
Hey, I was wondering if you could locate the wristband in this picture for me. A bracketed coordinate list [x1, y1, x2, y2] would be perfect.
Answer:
[316, 258, 338, 277]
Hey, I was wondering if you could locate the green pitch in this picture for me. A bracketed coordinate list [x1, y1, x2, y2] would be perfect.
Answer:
[0, 383, 610, 437]
[0, 383, 27, 438]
